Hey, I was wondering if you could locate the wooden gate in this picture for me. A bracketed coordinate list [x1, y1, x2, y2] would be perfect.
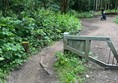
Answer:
[64, 32, 118, 69]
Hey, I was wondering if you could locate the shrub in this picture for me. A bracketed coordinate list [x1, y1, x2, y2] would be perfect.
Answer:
[106, 9, 118, 13]
[68, 10, 94, 18]
[115, 16, 118, 24]
[55, 52, 85, 83]
[0, 9, 82, 82]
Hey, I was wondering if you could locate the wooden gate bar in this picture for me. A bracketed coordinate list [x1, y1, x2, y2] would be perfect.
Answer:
[89, 56, 118, 69]
[65, 44, 85, 56]
[63, 33, 118, 69]
[107, 39, 118, 62]
[65, 35, 110, 41]
[88, 56, 108, 67]
[85, 40, 91, 57]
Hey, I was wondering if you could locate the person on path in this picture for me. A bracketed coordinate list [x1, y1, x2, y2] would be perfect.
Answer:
[101, 8, 106, 20]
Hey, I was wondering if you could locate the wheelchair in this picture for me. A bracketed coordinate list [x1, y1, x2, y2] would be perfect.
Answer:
[101, 14, 106, 21]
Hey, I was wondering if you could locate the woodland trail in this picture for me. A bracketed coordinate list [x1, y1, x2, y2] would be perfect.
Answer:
[7, 16, 118, 83]
[81, 16, 118, 83]
[7, 41, 63, 83]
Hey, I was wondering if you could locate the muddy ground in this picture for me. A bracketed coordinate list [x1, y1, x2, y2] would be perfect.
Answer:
[7, 16, 118, 83]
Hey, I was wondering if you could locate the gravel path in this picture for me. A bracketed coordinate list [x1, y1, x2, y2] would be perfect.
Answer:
[81, 16, 118, 83]
[7, 16, 118, 83]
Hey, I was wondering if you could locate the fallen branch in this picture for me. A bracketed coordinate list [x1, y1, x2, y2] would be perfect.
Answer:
[39, 56, 51, 75]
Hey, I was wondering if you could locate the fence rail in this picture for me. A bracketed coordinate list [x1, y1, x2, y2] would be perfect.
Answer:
[64, 32, 118, 69]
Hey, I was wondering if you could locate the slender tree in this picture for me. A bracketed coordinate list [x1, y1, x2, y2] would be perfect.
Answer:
[60, 0, 68, 13]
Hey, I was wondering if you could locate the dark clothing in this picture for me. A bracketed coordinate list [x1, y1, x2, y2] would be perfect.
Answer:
[102, 13, 106, 20]
[101, 8, 106, 20]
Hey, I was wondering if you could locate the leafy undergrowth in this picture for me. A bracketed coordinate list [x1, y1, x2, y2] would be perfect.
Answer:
[77, 11, 94, 18]
[0, 9, 81, 82]
[68, 10, 94, 18]
[94, 9, 118, 16]
[68, 9, 118, 19]
[106, 9, 118, 14]
[115, 16, 118, 24]
[54, 52, 86, 83]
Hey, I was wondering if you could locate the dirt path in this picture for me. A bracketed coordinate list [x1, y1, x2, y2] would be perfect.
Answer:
[7, 16, 118, 83]
[81, 16, 118, 83]
[7, 41, 63, 83]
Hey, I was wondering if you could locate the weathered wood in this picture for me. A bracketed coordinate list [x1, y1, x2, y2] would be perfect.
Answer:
[68, 40, 86, 52]
[65, 35, 110, 41]
[85, 40, 91, 56]
[63, 32, 69, 51]
[63, 33, 118, 69]
[65, 45, 85, 57]
[39, 62, 50, 75]
[39, 56, 52, 75]
[107, 39, 118, 62]
[89, 56, 118, 69]
[88, 56, 108, 67]
[22, 42, 30, 53]
[104, 65, 118, 70]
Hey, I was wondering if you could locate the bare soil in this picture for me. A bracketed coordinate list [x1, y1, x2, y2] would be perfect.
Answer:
[7, 41, 63, 83]
[7, 16, 118, 83]
[81, 16, 118, 83]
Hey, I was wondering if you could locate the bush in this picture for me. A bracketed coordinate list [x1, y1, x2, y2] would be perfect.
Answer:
[106, 9, 118, 13]
[77, 11, 94, 18]
[68, 10, 94, 18]
[115, 16, 118, 24]
[55, 52, 85, 83]
[0, 16, 26, 63]
[0, 9, 81, 81]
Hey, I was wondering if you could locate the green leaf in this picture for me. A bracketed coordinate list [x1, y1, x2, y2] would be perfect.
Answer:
[0, 48, 2, 54]
[0, 57, 4, 61]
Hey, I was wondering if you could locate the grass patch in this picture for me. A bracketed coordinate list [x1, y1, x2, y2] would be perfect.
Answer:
[54, 52, 86, 83]
[115, 16, 118, 24]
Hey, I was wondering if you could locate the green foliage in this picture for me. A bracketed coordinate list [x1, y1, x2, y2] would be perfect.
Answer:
[68, 10, 94, 18]
[77, 11, 94, 18]
[0, 16, 28, 82]
[106, 9, 118, 13]
[95, 9, 118, 16]
[1, 0, 118, 16]
[115, 16, 118, 24]
[55, 52, 85, 83]
[0, 9, 81, 82]
[0, 69, 7, 83]
[0, 16, 26, 63]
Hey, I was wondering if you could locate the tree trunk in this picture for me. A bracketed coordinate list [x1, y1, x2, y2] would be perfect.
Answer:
[2, 0, 9, 16]
[93, 0, 96, 11]
[95, 0, 98, 11]
[60, 0, 68, 13]
[88, 0, 90, 10]
[105, 0, 107, 10]
[42, 0, 47, 9]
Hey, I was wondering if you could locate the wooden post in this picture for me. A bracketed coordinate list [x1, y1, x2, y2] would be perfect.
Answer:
[60, 0, 68, 13]
[63, 32, 69, 53]
[85, 40, 91, 61]
[22, 42, 30, 53]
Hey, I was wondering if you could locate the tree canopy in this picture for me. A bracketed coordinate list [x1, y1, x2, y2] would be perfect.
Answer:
[0, 0, 118, 15]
